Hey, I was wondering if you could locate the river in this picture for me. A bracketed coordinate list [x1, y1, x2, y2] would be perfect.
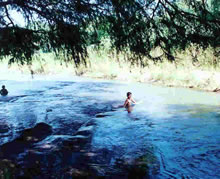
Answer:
[0, 76, 219, 178]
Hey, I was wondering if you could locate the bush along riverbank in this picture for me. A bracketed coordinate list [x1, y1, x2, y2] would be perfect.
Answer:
[1, 44, 220, 93]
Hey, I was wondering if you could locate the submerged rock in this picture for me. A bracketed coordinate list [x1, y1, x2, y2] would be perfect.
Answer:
[34, 135, 74, 152]
[75, 125, 94, 136]
[19, 122, 52, 142]
[95, 113, 112, 118]
[46, 109, 53, 112]
[0, 123, 52, 158]
[115, 153, 160, 177]
[0, 159, 18, 178]
[0, 124, 9, 133]
[65, 167, 90, 177]
[62, 135, 91, 151]
[89, 164, 106, 176]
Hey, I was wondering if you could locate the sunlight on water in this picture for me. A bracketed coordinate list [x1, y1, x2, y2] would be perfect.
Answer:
[0, 76, 220, 178]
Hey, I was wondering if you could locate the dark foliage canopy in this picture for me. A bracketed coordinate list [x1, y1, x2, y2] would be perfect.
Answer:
[0, 0, 219, 65]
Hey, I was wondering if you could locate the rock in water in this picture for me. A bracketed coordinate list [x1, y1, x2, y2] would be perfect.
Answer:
[0, 124, 9, 133]
[0, 159, 17, 178]
[0, 123, 52, 158]
[19, 122, 52, 142]
[46, 109, 53, 112]
[95, 113, 111, 118]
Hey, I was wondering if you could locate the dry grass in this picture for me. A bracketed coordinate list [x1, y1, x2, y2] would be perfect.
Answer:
[1, 44, 220, 91]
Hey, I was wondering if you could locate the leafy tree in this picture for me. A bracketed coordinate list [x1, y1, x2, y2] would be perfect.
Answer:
[0, 0, 219, 65]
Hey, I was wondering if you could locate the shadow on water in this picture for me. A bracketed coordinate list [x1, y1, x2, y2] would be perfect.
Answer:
[152, 104, 220, 179]
[0, 79, 219, 178]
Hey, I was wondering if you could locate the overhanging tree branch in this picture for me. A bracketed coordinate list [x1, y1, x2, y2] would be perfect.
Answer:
[0, 0, 219, 65]
[4, 5, 14, 27]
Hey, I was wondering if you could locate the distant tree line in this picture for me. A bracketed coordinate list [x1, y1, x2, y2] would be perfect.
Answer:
[0, 0, 219, 66]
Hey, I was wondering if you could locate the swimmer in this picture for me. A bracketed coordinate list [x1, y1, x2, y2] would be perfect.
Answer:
[123, 92, 136, 108]
[0, 85, 8, 96]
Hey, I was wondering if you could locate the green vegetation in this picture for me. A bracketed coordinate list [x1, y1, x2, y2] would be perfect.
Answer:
[0, 0, 219, 65]
[0, 0, 219, 91]
[1, 43, 220, 92]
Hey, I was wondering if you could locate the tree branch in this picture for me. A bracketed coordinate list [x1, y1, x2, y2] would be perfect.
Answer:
[4, 5, 14, 27]
[151, 0, 161, 19]
[163, 0, 220, 24]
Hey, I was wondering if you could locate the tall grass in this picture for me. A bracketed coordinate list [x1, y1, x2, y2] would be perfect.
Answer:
[1, 43, 220, 91]
[80, 44, 220, 91]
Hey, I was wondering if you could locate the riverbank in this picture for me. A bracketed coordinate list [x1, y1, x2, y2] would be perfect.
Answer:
[1, 46, 220, 93]
[80, 59, 220, 93]
[1, 63, 220, 93]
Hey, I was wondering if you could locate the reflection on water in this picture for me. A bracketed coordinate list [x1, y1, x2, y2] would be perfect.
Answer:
[0, 77, 220, 178]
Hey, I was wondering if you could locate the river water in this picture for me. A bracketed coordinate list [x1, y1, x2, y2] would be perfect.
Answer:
[0, 76, 219, 178]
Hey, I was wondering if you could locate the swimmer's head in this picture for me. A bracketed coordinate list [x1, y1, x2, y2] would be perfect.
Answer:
[2, 85, 5, 89]
[127, 92, 132, 99]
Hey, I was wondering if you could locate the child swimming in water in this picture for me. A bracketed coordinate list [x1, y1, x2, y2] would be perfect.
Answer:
[123, 92, 136, 108]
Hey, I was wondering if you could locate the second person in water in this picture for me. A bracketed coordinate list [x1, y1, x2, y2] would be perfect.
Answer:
[0, 85, 8, 96]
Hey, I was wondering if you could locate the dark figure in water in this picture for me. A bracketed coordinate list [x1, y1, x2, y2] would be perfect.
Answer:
[0, 85, 8, 96]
